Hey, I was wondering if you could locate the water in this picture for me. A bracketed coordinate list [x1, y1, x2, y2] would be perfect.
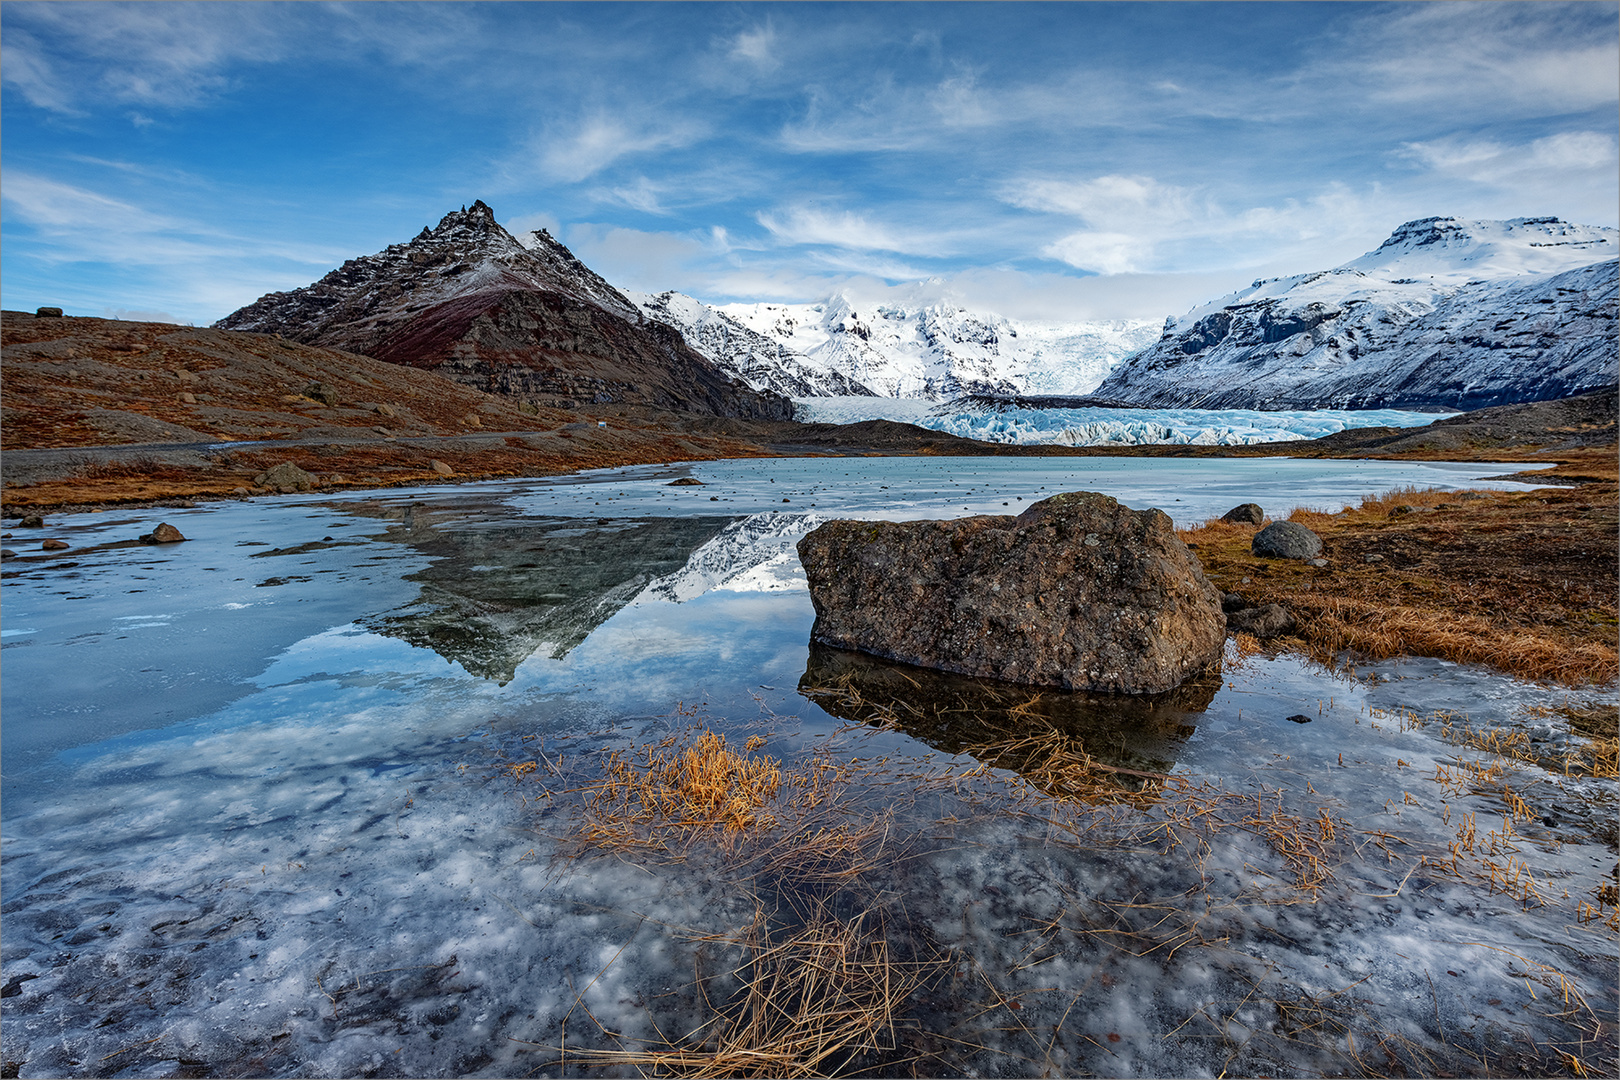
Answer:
[2, 457, 1614, 1078]
[790, 397, 1450, 446]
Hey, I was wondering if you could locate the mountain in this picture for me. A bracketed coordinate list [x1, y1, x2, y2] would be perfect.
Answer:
[630, 291, 879, 398]
[634, 290, 1159, 400]
[1093, 216, 1618, 411]
[215, 202, 792, 421]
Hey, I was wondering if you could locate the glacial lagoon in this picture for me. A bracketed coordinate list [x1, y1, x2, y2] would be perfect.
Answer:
[2, 456, 1615, 1078]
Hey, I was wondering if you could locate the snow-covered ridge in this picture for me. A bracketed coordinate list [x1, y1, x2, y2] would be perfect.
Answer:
[629, 292, 877, 398]
[634, 290, 1160, 401]
[1097, 216, 1618, 411]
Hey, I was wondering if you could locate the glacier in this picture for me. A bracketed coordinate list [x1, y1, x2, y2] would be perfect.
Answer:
[791, 395, 1451, 446]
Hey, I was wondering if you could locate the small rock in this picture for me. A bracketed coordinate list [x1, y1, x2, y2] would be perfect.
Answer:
[464, 414, 482, 428]
[138, 523, 187, 544]
[304, 382, 340, 407]
[1306, 558, 1328, 568]
[18, 513, 44, 528]
[179, 392, 197, 404]
[710, 496, 719, 501]
[1285, 714, 1313, 724]
[35, 306, 63, 317]
[667, 477, 704, 486]
[174, 368, 197, 383]
[1226, 603, 1297, 638]
[1252, 521, 1322, 560]
[1459, 491, 1489, 501]
[373, 403, 397, 418]
[429, 460, 455, 476]
[254, 462, 317, 492]
[1388, 504, 1417, 518]
[1221, 592, 1249, 613]
[1363, 553, 1385, 563]
[231, 487, 251, 497]
[0, 549, 16, 560]
[41, 539, 69, 551]
[1220, 503, 1265, 526]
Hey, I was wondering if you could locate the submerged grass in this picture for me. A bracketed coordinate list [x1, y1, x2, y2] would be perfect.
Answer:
[486, 692, 1617, 1079]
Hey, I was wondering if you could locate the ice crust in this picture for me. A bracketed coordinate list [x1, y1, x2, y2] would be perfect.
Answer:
[2, 464, 1613, 1077]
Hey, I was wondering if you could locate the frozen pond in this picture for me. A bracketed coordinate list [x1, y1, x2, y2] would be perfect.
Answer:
[2, 456, 1615, 1078]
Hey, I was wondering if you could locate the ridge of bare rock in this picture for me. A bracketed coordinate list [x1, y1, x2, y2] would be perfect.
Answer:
[214, 202, 792, 421]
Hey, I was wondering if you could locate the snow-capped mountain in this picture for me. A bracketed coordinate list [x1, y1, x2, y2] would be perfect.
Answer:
[216, 202, 791, 420]
[634, 291, 1160, 400]
[1093, 216, 1618, 410]
[630, 292, 878, 398]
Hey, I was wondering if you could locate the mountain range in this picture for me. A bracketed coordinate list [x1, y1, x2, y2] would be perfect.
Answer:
[1092, 217, 1618, 410]
[217, 205, 1617, 418]
[631, 290, 1162, 401]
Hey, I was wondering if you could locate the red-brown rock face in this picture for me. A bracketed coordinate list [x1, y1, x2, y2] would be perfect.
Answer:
[216, 202, 791, 420]
[796, 491, 1226, 694]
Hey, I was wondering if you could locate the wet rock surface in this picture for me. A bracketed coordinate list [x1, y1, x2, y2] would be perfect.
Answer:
[797, 491, 1225, 694]
[138, 522, 187, 544]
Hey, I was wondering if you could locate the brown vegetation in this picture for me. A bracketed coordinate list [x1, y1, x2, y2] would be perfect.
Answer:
[1181, 482, 1619, 684]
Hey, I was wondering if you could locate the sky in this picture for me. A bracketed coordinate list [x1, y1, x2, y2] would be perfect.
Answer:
[3, 1, 1616, 326]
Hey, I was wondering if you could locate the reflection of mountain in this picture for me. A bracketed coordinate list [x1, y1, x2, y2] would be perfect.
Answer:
[799, 643, 1218, 784]
[639, 511, 826, 602]
[363, 507, 732, 682]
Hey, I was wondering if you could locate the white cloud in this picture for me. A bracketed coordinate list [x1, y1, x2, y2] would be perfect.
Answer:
[1398, 131, 1618, 189]
[1317, 2, 1619, 118]
[754, 205, 947, 257]
[538, 115, 704, 183]
[729, 23, 778, 68]
[1042, 232, 1145, 276]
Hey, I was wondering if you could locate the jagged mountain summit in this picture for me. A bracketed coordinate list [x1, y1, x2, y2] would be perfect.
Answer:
[635, 290, 1160, 401]
[630, 291, 879, 398]
[1093, 216, 1618, 411]
[216, 202, 791, 420]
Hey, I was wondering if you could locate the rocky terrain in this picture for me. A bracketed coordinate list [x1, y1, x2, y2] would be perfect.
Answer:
[1095, 217, 1618, 410]
[215, 202, 792, 421]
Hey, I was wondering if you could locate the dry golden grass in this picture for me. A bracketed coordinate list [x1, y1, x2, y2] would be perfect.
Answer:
[1180, 482, 1619, 685]
[556, 901, 945, 1079]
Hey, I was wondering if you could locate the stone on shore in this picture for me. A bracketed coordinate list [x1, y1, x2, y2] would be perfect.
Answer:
[1252, 521, 1322, 560]
[1225, 603, 1297, 638]
[796, 491, 1225, 694]
[139, 523, 187, 544]
[1220, 503, 1265, 526]
[254, 462, 316, 493]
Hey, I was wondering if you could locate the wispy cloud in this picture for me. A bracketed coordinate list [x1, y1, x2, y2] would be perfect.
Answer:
[537, 114, 705, 183]
[755, 205, 950, 257]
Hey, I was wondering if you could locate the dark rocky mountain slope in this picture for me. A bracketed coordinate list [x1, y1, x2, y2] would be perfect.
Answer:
[216, 202, 792, 420]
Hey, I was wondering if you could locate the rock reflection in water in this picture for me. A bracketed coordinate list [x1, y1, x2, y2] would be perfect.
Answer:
[799, 642, 1219, 787]
[362, 505, 734, 682]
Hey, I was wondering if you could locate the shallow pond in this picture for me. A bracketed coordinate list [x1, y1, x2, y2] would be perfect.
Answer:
[2, 457, 1615, 1078]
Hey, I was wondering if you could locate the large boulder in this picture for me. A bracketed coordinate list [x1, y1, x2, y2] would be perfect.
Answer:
[1252, 521, 1322, 560]
[254, 462, 316, 492]
[796, 491, 1225, 694]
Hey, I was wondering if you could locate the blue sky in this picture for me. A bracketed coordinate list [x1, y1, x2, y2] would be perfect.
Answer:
[3, 1, 1616, 325]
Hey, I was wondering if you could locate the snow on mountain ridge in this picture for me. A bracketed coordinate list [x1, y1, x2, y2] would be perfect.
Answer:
[638, 290, 1161, 400]
[1100, 216, 1618, 411]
